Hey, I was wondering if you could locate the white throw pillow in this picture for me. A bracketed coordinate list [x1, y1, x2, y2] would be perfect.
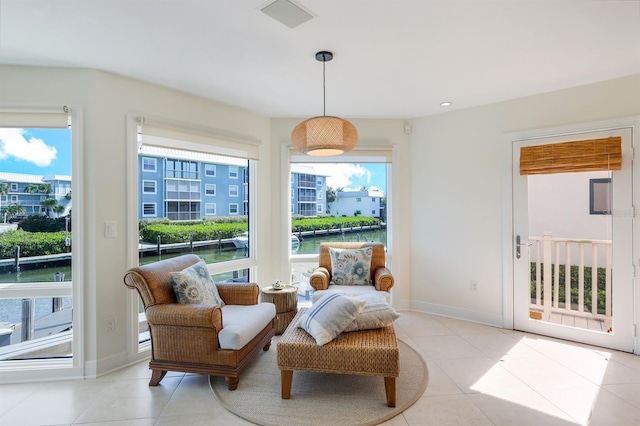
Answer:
[329, 247, 373, 286]
[343, 293, 400, 332]
[297, 293, 366, 345]
[170, 259, 225, 306]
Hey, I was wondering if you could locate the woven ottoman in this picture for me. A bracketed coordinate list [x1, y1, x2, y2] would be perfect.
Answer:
[277, 308, 399, 407]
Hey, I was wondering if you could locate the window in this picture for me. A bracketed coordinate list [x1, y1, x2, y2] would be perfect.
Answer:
[317, 179, 322, 185]
[142, 180, 156, 194]
[143, 203, 157, 217]
[229, 185, 239, 197]
[229, 166, 238, 179]
[590, 178, 612, 215]
[0, 112, 78, 377]
[289, 158, 390, 266]
[133, 115, 258, 355]
[142, 157, 157, 172]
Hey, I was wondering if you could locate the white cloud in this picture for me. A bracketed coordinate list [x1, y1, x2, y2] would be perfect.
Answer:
[0, 128, 57, 167]
[302, 163, 371, 190]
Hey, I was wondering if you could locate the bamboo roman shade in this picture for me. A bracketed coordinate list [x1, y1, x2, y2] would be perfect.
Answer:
[520, 136, 621, 175]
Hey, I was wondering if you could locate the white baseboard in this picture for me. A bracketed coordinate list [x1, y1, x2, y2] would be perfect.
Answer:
[87, 350, 132, 379]
[410, 300, 504, 328]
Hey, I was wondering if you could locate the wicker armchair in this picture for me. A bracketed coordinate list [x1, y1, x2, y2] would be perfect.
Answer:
[309, 242, 394, 298]
[123, 254, 275, 390]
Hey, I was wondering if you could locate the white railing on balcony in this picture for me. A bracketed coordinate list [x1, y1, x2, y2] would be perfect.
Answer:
[529, 232, 612, 322]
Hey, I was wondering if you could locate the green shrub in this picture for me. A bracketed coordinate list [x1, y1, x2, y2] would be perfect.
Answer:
[140, 222, 247, 244]
[291, 216, 379, 232]
[18, 214, 65, 232]
[0, 229, 67, 258]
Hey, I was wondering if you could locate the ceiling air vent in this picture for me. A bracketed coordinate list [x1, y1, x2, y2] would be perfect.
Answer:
[260, 0, 314, 29]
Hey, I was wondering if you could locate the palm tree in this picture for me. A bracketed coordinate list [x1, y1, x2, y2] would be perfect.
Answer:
[53, 204, 66, 217]
[23, 183, 40, 194]
[0, 183, 8, 223]
[2, 203, 25, 221]
[38, 183, 53, 195]
[40, 198, 58, 217]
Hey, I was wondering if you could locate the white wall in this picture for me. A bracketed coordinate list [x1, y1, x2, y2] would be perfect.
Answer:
[409, 74, 640, 326]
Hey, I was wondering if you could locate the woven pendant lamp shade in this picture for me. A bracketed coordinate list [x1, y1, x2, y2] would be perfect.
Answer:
[291, 115, 358, 156]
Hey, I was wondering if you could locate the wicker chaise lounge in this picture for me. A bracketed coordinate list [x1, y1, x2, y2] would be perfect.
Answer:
[124, 254, 275, 390]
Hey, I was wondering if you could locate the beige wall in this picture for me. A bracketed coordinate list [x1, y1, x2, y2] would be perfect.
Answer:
[409, 73, 640, 325]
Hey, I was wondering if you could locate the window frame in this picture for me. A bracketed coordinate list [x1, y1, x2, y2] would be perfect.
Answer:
[205, 183, 216, 196]
[229, 184, 239, 197]
[142, 180, 156, 194]
[10, 183, 17, 191]
[205, 202, 216, 216]
[142, 202, 157, 217]
[142, 157, 157, 172]
[229, 203, 239, 215]
[204, 164, 216, 177]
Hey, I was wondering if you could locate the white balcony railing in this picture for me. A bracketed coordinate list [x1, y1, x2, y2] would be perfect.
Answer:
[529, 232, 612, 325]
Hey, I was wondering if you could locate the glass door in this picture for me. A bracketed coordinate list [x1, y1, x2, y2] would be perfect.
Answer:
[512, 128, 634, 351]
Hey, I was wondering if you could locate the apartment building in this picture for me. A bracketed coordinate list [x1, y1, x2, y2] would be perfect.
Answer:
[0, 172, 71, 217]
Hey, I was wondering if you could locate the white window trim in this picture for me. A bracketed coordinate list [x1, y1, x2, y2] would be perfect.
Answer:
[142, 157, 157, 172]
[10, 183, 17, 191]
[229, 166, 239, 179]
[229, 203, 239, 215]
[205, 164, 216, 177]
[205, 184, 216, 196]
[10, 195, 17, 202]
[142, 180, 157, 194]
[229, 185, 239, 197]
[0, 106, 85, 381]
[205, 203, 216, 215]
[142, 202, 157, 217]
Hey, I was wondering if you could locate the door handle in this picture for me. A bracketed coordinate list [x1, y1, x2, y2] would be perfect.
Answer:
[515, 235, 530, 259]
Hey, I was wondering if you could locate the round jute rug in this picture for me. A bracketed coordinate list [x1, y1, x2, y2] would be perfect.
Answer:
[209, 338, 428, 426]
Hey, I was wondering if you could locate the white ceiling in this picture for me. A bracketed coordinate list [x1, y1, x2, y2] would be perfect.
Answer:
[0, 0, 639, 119]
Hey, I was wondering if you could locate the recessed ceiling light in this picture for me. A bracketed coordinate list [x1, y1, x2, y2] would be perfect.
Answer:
[440, 101, 452, 107]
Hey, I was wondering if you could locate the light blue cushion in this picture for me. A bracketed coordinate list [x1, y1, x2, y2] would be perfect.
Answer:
[297, 293, 366, 345]
[219, 303, 276, 350]
[329, 247, 373, 286]
[170, 259, 225, 306]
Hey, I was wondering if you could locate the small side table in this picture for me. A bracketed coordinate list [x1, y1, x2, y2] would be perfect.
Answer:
[261, 285, 298, 335]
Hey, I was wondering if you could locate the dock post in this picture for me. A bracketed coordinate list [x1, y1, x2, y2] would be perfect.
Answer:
[189, 232, 194, 252]
[21, 298, 35, 342]
[218, 232, 222, 251]
[53, 272, 64, 312]
[14, 245, 20, 272]
[156, 235, 161, 255]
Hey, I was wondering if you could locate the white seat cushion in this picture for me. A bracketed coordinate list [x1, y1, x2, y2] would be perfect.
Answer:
[218, 303, 276, 350]
[312, 285, 391, 304]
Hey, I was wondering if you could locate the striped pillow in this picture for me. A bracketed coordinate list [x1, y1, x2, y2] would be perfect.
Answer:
[297, 293, 366, 345]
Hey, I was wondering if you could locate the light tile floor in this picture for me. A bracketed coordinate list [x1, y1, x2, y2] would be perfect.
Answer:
[2, 310, 640, 425]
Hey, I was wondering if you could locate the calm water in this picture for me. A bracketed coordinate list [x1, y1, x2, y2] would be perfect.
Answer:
[0, 229, 386, 324]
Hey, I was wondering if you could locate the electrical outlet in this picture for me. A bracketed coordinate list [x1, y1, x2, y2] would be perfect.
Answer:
[470, 280, 479, 291]
[106, 317, 116, 332]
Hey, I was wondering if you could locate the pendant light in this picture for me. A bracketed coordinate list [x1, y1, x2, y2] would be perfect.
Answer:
[291, 51, 358, 156]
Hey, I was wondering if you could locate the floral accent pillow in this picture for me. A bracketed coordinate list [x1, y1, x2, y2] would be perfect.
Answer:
[170, 259, 225, 306]
[329, 247, 373, 286]
[297, 293, 366, 345]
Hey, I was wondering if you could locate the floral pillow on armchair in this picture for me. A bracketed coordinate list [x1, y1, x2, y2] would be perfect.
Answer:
[329, 247, 373, 286]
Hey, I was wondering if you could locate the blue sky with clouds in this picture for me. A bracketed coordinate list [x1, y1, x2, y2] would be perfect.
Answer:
[0, 128, 386, 194]
[0, 128, 71, 175]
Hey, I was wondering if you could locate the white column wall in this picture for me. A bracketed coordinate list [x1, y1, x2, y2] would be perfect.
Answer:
[409, 73, 640, 326]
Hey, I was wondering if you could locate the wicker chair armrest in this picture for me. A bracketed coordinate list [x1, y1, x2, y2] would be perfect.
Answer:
[374, 267, 394, 292]
[146, 304, 222, 329]
[310, 267, 330, 291]
[216, 282, 259, 305]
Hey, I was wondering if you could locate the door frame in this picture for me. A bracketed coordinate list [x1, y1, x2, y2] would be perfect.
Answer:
[502, 116, 640, 352]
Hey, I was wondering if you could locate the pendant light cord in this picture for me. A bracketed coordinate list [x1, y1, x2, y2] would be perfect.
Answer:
[322, 54, 326, 117]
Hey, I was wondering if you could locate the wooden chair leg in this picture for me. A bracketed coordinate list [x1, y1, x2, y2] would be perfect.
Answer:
[149, 369, 167, 386]
[225, 376, 239, 390]
[281, 370, 293, 399]
[384, 377, 396, 407]
[263, 341, 272, 351]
